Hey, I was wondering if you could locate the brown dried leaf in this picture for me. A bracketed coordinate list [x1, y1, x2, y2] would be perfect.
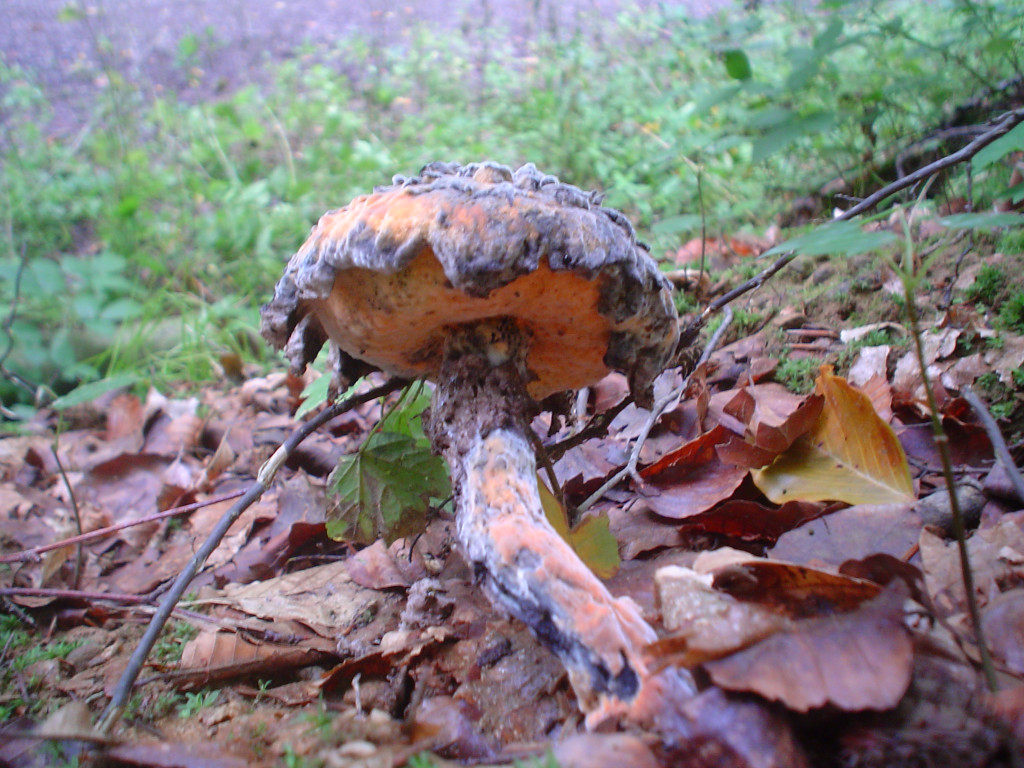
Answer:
[678, 499, 823, 544]
[704, 584, 912, 712]
[753, 367, 915, 505]
[637, 424, 747, 519]
[177, 629, 330, 685]
[650, 565, 791, 668]
[711, 560, 882, 619]
[920, 512, 1024, 617]
[770, 502, 921, 566]
[552, 733, 660, 768]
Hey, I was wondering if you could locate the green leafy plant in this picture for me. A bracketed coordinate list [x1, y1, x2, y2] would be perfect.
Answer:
[177, 689, 220, 719]
[326, 384, 451, 544]
[152, 619, 199, 664]
[775, 355, 823, 395]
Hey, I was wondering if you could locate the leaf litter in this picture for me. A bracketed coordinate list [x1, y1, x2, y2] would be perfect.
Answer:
[3, 237, 1024, 767]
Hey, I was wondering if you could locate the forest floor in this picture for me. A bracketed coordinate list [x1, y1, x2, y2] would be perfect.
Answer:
[2, 222, 1024, 767]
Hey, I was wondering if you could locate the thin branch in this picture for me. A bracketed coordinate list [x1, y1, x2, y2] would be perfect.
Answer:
[546, 395, 633, 463]
[842, 106, 1024, 220]
[963, 387, 1024, 504]
[96, 377, 406, 735]
[676, 105, 1024, 349]
[895, 219, 997, 692]
[0, 490, 246, 564]
[0, 587, 150, 604]
[578, 307, 733, 513]
[50, 445, 84, 589]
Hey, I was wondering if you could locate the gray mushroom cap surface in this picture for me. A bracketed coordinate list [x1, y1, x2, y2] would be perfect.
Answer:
[260, 161, 679, 406]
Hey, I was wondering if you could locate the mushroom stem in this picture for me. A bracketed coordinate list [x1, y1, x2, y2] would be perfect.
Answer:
[425, 321, 692, 724]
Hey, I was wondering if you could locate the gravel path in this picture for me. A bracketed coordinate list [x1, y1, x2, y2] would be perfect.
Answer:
[2, 0, 731, 134]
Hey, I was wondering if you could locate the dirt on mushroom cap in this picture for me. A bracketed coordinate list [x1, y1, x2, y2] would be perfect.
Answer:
[260, 161, 679, 403]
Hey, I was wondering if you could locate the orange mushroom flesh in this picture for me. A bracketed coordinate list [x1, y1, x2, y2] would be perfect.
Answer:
[261, 162, 692, 723]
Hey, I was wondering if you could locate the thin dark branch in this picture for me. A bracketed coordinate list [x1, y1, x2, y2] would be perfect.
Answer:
[843, 106, 1024, 220]
[677, 105, 1024, 347]
[0, 587, 150, 604]
[50, 445, 84, 590]
[0, 490, 246, 564]
[96, 377, 406, 735]
[964, 387, 1024, 504]
[546, 395, 633, 463]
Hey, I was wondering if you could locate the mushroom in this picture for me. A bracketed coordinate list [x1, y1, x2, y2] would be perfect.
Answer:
[261, 161, 693, 724]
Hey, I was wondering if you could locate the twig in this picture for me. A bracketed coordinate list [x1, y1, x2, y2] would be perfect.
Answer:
[963, 387, 1024, 504]
[546, 395, 633, 463]
[50, 445, 84, 590]
[0, 587, 150, 604]
[896, 218, 997, 692]
[841, 106, 1024, 221]
[0, 490, 246, 564]
[96, 377, 406, 735]
[578, 307, 733, 513]
[676, 105, 1024, 349]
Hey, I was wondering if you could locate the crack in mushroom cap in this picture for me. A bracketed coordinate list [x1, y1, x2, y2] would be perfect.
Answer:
[260, 161, 679, 405]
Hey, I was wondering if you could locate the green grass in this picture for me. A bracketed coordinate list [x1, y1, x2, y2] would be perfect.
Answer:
[0, 614, 83, 721]
[1, 0, 1021, 410]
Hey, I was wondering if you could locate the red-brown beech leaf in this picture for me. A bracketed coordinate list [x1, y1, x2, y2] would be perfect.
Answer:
[704, 583, 912, 712]
[753, 367, 915, 505]
[716, 385, 824, 457]
[637, 424, 747, 519]
[711, 560, 882, 619]
[678, 499, 824, 544]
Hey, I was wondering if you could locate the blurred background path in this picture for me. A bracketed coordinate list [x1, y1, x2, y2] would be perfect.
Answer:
[2, 0, 733, 134]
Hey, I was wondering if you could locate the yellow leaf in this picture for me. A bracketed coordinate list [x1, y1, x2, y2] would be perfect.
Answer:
[538, 475, 620, 579]
[752, 367, 914, 505]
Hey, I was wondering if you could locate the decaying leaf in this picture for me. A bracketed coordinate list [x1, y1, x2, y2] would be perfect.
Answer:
[704, 583, 912, 712]
[539, 478, 620, 578]
[678, 499, 823, 545]
[711, 560, 882, 618]
[653, 555, 912, 714]
[637, 424, 748, 519]
[326, 431, 451, 545]
[753, 367, 915, 505]
[770, 502, 921, 566]
[178, 629, 333, 686]
[712, 384, 824, 468]
[920, 512, 1024, 617]
[649, 565, 791, 668]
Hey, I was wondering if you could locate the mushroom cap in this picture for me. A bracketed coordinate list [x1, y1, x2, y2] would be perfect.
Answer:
[260, 161, 679, 404]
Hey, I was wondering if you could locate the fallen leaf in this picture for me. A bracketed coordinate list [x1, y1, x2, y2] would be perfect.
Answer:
[753, 367, 915, 505]
[552, 733, 660, 768]
[677, 499, 824, 544]
[177, 630, 333, 687]
[711, 560, 882, 619]
[920, 513, 1024, 617]
[649, 565, 790, 668]
[704, 584, 912, 712]
[770, 503, 921, 566]
[638, 424, 748, 519]
[539, 476, 620, 578]
[981, 590, 1024, 675]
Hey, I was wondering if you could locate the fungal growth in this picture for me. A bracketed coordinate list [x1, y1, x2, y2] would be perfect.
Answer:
[261, 161, 691, 723]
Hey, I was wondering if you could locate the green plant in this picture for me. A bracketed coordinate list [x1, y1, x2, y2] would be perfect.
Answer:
[964, 264, 1006, 306]
[775, 355, 823, 395]
[152, 620, 199, 664]
[997, 289, 1024, 332]
[326, 383, 451, 545]
[177, 689, 220, 719]
[3, 0, 1021, 415]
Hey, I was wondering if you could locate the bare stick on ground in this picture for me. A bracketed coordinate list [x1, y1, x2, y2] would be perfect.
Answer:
[96, 376, 405, 735]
